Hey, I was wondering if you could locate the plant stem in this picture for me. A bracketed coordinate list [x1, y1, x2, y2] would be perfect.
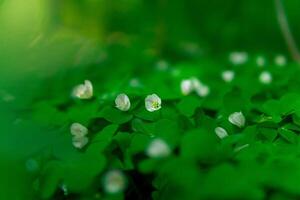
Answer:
[275, 0, 300, 63]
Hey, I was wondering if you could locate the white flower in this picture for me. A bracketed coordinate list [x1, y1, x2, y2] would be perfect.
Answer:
[180, 77, 210, 97]
[180, 79, 193, 95]
[190, 77, 202, 89]
[103, 170, 126, 194]
[70, 123, 89, 149]
[146, 138, 171, 158]
[274, 55, 286, 66]
[222, 70, 235, 82]
[72, 136, 89, 149]
[115, 93, 131, 111]
[191, 78, 210, 97]
[259, 71, 272, 84]
[70, 123, 88, 138]
[229, 52, 248, 65]
[195, 84, 210, 97]
[145, 94, 161, 112]
[256, 56, 266, 67]
[228, 112, 246, 128]
[72, 80, 93, 99]
[215, 127, 228, 139]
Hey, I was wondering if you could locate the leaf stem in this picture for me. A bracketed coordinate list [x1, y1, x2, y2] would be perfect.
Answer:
[275, 0, 300, 63]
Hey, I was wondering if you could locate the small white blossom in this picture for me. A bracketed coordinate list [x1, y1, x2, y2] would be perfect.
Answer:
[222, 70, 235, 82]
[274, 55, 286, 66]
[72, 80, 93, 99]
[228, 112, 246, 128]
[229, 52, 248, 65]
[256, 56, 266, 67]
[146, 138, 171, 158]
[259, 71, 272, 84]
[215, 127, 228, 139]
[70, 123, 89, 149]
[191, 78, 210, 97]
[103, 170, 126, 194]
[195, 84, 210, 97]
[72, 136, 89, 149]
[180, 79, 193, 95]
[145, 94, 161, 112]
[70, 123, 88, 138]
[115, 93, 131, 111]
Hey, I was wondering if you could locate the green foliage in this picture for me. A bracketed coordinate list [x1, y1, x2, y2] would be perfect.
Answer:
[13, 51, 300, 200]
[2, 1, 300, 200]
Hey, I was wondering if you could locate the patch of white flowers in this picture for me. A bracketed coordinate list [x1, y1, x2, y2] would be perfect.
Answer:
[180, 77, 210, 97]
[221, 70, 235, 83]
[103, 170, 126, 194]
[215, 127, 228, 139]
[259, 71, 272, 84]
[72, 80, 93, 99]
[70, 123, 89, 149]
[146, 138, 171, 158]
[228, 112, 246, 128]
[145, 94, 161, 112]
[229, 51, 248, 65]
[274, 55, 286, 66]
[115, 93, 131, 111]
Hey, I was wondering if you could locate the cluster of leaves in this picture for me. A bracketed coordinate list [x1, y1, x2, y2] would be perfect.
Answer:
[24, 49, 300, 200]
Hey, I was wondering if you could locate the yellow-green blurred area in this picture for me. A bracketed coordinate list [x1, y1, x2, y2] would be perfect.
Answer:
[1, 0, 300, 199]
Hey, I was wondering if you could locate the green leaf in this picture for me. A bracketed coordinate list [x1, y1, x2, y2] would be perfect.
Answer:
[258, 127, 277, 142]
[176, 96, 202, 117]
[180, 129, 218, 163]
[278, 128, 298, 144]
[97, 106, 133, 124]
[86, 124, 119, 155]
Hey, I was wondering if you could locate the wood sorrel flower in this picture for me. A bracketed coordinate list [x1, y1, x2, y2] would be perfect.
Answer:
[228, 112, 245, 128]
[70, 123, 88, 138]
[146, 138, 171, 158]
[72, 80, 93, 99]
[274, 55, 286, 66]
[259, 71, 272, 84]
[215, 127, 228, 139]
[115, 93, 131, 111]
[191, 78, 210, 97]
[103, 170, 126, 194]
[222, 70, 235, 82]
[70, 123, 89, 149]
[145, 94, 161, 112]
[180, 79, 193, 95]
[229, 52, 248, 65]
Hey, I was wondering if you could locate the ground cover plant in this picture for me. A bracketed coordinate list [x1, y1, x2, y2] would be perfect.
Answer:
[12, 51, 300, 200]
[2, 0, 300, 200]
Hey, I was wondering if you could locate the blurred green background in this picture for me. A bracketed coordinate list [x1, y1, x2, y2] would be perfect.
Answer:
[0, 0, 300, 199]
